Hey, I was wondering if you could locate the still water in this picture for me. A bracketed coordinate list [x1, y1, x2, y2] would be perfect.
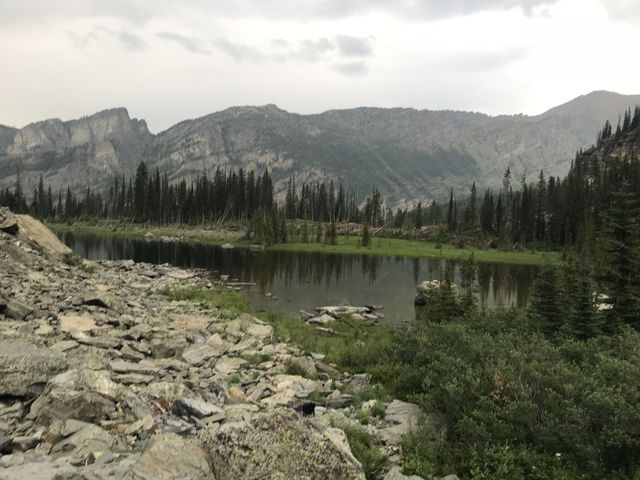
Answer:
[58, 232, 538, 324]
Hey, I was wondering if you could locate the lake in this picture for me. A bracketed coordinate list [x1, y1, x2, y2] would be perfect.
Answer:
[58, 232, 539, 324]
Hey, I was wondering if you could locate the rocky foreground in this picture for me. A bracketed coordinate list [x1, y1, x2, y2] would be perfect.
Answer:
[0, 210, 455, 480]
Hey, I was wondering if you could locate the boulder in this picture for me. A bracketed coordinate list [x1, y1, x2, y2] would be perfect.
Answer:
[173, 398, 224, 419]
[29, 369, 121, 425]
[201, 409, 366, 480]
[127, 433, 211, 480]
[50, 424, 117, 464]
[58, 314, 97, 334]
[15, 214, 72, 256]
[379, 400, 429, 445]
[384, 466, 425, 480]
[0, 341, 67, 397]
[226, 313, 274, 344]
[182, 343, 220, 366]
[3, 299, 32, 320]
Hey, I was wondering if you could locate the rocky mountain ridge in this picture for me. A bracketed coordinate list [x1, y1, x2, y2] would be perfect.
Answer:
[1, 91, 640, 209]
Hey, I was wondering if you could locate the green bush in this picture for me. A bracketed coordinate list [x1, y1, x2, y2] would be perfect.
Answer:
[340, 423, 387, 480]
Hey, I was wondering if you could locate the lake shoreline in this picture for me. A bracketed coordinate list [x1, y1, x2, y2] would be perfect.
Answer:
[47, 221, 559, 266]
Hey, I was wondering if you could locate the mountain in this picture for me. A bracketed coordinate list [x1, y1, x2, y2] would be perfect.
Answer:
[0, 108, 152, 198]
[1, 91, 640, 208]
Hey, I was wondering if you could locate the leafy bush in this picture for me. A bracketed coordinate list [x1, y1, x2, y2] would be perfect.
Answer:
[340, 423, 387, 480]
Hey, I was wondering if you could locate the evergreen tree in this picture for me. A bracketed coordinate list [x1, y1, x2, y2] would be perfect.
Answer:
[529, 263, 564, 336]
[415, 201, 423, 229]
[601, 184, 640, 331]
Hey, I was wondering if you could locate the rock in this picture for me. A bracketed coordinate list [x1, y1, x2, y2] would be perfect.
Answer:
[206, 333, 230, 356]
[173, 398, 224, 419]
[181, 343, 219, 366]
[143, 382, 195, 403]
[109, 360, 160, 376]
[226, 313, 274, 344]
[0, 207, 18, 234]
[169, 314, 212, 332]
[380, 400, 428, 445]
[50, 424, 117, 465]
[50, 340, 79, 352]
[384, 466, 426, 480]
[308, 314, 336, 325]
[0, 341, 67, 397]
[347, 373, 372, 392]
[81, 293, 113, 309]
[0, 456, 78, 479]
[292, 356, 319, 378]
[213, 356, 247, 375]
[439, 476, 461, 480]
[58, 314, 97, 334]
[29, 369, 121, 425]
[30, 389, 116, 426]
[15, 214, 72, 256]
[128, 433, 211, 480]
[201, 409, 366, 480]
[4, 299, 33, 320]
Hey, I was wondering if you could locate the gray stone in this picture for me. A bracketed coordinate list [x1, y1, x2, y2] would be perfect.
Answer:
[51, 424, 117, 464]
[213, 356, 247, 375]
[127, 433, 211, 480]
[173, 397, 224, 419]
[4, 299, 32, 320]
[384, 466, 426, 480]
[181, 343, 219, 366]
[109, 360, 160, 376]
[202, 409, 365, 480]
[380, 400, 428, 445]
[0, 456, 78, 480]
[0, 341, 67, 397]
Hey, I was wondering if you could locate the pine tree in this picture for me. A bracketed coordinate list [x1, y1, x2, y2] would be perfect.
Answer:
[601, 184, 640, 332]
[415, 201, 423, 229]
[529, 263, 564, 336]
[361, 222, 371, 247]
[460, 253, 479, 314]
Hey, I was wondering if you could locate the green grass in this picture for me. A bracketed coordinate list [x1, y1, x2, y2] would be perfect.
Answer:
[47, 221, 244, 246]
[337, 422, 388, 480]
[159, 285, 249, 317]
[49, 221, 556, 265]
[272, 235, 559, 266]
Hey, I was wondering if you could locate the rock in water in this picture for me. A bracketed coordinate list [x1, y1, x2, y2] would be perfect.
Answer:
[0, 341, 67, 397]
[128, 433, 212, 480]
[201, 409, 366, 480]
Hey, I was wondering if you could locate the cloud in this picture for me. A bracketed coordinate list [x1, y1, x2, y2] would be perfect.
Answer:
[438, 46, 530, 72]
[336, 35, 373, 57]
[66, 26, 146, 51]
[602, 0, 640, 22]
[157, 32, 211, 55]
[118, 31, 146, 51]
[333, 61, 368, 77]
[0, 0, 561, 25]
[213, 38, 264, 62]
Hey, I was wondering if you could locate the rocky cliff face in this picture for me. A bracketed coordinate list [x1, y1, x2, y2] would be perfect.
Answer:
[0, 108, 152, 198]
[1, 91, 639, 208]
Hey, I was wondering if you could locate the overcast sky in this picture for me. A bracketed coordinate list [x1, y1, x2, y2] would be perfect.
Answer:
[0, 0, 638, 132]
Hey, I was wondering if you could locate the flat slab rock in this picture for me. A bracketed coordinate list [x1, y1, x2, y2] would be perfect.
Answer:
[0, 341, 67, 397]
[128, 433, 211, 480]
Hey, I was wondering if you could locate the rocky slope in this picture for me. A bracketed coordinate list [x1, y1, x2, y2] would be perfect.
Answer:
[1, 91, 639, 208]
[0, 212, 451, 480]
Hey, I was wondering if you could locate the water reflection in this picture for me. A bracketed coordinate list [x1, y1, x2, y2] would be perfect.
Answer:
[59, 232, 538, 324]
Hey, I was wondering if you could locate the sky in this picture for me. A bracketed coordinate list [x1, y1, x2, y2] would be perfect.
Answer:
[0, 0, 638, 132]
